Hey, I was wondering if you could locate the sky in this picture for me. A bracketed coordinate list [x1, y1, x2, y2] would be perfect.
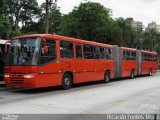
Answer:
[38, 0, 160, 27]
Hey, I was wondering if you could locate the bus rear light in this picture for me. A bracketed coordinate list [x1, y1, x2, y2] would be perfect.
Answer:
[23, 75, 34, 79]
[4, 74, 10, 78]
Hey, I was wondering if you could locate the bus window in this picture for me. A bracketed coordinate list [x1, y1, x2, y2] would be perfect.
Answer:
[83, 45, 94, 59]
[123, 50, 136, 60]
[105, 48, 112, 60]
[154, 55, 158, 62]
[123, 50, 127, 60]
[60, 41, 74, 58]
[130, 51, 136, 60]
[40, 39, 56, 64]
[94, 46, 101, 59]
[76, 44, 82, 59]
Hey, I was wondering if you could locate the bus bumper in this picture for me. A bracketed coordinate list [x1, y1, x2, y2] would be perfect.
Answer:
[4, 74, 38, 88]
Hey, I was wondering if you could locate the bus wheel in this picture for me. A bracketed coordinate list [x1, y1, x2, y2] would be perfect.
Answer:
[103, 71, 110, 83]
[130, 69, 134, 79]
[62, 74, 73, 90]
[149, 69, 152, 76]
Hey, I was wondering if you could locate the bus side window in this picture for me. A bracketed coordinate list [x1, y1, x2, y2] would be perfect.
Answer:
[94, 46, 100, 59]
[76, 44, 82, 59]
[107, 48, 112, 59]
[142, 53, 145, 61]
[83, 45, 94, 59]
[60, 41, 74, 58]
[155, 55, 158, 62]
[100, 47, 104, 59]
[40, 39, 56, 64]
[123, 50, 126, 60]
[126, 51, 130, 60]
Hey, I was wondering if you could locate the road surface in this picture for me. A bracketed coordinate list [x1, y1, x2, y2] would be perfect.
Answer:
[0, 72, 160, 114]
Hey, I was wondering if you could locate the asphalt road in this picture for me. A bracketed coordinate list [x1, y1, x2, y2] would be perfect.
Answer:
[0, 72, 160, 114]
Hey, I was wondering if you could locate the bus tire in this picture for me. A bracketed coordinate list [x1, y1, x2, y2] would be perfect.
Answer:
[149, 69, 152, 76]
[103, 71, 110, 83]
[62, 73, 73, 90]
[130, 69, 134, 79]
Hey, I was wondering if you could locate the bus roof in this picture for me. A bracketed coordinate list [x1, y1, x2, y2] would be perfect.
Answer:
[13, 34, 114, 48]
[12, 34, 158, 54]
[141, 50, 157, 55]
[0, 39, 10, 45]
[120, 47, 137, 51]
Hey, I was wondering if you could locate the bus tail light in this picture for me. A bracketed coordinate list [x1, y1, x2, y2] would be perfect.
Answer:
[23, 75, 34, 79]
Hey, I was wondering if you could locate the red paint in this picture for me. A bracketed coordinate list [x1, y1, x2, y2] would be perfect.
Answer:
[4, 34, 158, 88]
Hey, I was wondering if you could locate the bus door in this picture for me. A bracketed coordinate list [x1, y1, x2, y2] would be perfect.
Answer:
[74, 44, 85, 83]
[94, 46, 104, 81]
[59, 41, 75, 79]
[39, 38, 61, 86]
[82, 45, 94, 82]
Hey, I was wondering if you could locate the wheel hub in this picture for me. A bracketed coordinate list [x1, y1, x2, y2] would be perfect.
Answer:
[64, 78, 70, 86]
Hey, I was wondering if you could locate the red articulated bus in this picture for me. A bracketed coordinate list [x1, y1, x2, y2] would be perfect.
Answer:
[4, 34, 158, 89]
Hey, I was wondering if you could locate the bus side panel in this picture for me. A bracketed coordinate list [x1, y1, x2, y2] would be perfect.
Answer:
[94, 60, 106, 81]
[74, 59, 88, 83]
[141, 61, 150, 75]
[93, 59, 114, 81]
[37, 73, 62, 87]
[104, 60, 114, 79]
[151, 61, 158, 74]
[141, 61, 158, 75]
[121, 61, 137, 77]
[82, 59, 95, 82]
[38, 61, 63, 87]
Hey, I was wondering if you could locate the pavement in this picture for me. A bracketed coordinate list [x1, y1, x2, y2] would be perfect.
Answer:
[0, 72, 160, 115]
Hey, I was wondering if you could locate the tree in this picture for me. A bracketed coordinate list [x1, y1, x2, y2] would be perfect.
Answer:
[44, 0, 58, 33]
[39, 0, 61, 33]
[45, 0, 49, 33]
[0, 0, 12, 39]
[60, 2, 112, 43]
[0, 0, 4, 26]
[49, 4, 61, 33]
[20, 0, 40, 27]
[3, 0, 40, 33]
[115, 17, 136, 47]
[143, 28, 160, 51]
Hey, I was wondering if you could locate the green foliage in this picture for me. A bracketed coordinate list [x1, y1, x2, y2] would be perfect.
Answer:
[114, 18, 137, 47]
[0, 19, 12, 39]
[143, 28, 160, 52]
[0, 0, 3, 15]
[3, 0, 40, 32]
[0, 0, 4, 26]
[0, 0, 159, 52]
[60, 2, 112, 43]
[49, 4, 61, 33]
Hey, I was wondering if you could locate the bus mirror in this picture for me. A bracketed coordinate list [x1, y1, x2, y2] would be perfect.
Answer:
[44, 46, 49, 54]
